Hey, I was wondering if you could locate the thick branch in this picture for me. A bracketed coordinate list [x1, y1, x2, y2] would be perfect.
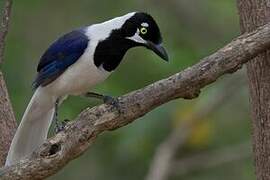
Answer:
[1, 21, 270, 179]
[0, 0, 17, 166]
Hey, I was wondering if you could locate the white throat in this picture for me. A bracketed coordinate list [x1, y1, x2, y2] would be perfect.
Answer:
[86, 12, 136, 42]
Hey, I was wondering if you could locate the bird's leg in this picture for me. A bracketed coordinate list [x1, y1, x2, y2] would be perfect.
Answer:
[53, 98, 65, 133]
[61, 119, 70, 128]
[83, 92, 119, 107]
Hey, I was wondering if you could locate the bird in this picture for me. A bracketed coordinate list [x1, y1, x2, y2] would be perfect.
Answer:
[5, 12, 168, 166]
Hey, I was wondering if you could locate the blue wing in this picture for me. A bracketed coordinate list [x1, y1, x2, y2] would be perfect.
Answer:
[33, 28, 89, 89]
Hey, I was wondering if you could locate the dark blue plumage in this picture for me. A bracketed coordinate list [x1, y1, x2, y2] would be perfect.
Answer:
[33, 28, 89, 89]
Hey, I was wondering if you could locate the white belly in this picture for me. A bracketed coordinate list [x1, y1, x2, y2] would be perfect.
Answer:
[44, 54, 110, 97]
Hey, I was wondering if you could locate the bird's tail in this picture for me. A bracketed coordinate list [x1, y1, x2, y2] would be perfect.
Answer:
[5, 87, 56, 166]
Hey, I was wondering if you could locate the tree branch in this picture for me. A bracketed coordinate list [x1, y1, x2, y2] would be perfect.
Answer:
[0, 0, 17, 166]
[1, 21, 270, 179]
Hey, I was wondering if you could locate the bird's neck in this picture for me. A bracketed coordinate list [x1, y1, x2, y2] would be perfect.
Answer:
[93, 36, 135, 72]
[90, 13, 138, 71]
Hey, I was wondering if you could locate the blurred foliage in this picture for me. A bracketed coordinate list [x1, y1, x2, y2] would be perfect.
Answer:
[172, 103, 213, 149]
[1, 0, 255, 179]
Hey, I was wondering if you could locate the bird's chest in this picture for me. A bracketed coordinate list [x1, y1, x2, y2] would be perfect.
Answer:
[48, 53, 110, 96]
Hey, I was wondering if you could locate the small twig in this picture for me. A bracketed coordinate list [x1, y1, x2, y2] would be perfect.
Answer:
[171, 142, 251, 176]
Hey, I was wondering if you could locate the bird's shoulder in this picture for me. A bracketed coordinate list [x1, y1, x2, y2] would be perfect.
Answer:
[37, 28, 90, 72]
[33, 27, 90, 88]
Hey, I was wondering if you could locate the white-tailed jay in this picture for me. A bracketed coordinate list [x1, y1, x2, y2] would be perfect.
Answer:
[5, 12, 168, 166]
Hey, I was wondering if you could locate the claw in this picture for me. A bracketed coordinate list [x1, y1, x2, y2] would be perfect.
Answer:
[83, 92, 121, 113]
[62, 119, 70, 127]
[103, 96, 117, 105]
[103, 96, 122, 114]
[55, 121, 64, 133]
[55, 119, 69, 133]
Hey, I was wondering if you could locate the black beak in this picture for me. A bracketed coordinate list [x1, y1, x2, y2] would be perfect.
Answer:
[146, 41, 169, 61]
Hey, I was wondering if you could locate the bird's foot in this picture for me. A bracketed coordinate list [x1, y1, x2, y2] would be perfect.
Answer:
[103, 95, 122, 114]
[55, 119, 70, 134]
[55, 122, 64, 134]
[103, 95, 118, 106]
[83, 92, 121, 113]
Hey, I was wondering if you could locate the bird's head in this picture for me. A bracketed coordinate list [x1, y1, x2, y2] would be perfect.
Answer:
[93, 12, 168, 71]
[120, 12, 169, 61]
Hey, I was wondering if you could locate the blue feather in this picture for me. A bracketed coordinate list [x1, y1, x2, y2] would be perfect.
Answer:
[33, 28, 89, 88]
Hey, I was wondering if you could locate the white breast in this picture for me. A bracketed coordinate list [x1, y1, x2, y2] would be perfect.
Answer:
[44, 30, 111, 96]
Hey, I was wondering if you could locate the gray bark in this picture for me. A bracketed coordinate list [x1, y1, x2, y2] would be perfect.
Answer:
[237, 1, 270, 179]
[0, 0, 17, 166]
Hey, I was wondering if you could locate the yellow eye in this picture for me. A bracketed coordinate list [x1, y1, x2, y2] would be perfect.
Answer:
[140, 27, 148, 34]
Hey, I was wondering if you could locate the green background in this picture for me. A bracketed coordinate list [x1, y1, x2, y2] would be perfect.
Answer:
[0, 0, 254, 179]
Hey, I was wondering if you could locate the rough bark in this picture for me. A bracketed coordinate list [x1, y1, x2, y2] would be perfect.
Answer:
[0, 0, 17, 166]
[1, 21, 270, 179]
[237, 1, 270, 179]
